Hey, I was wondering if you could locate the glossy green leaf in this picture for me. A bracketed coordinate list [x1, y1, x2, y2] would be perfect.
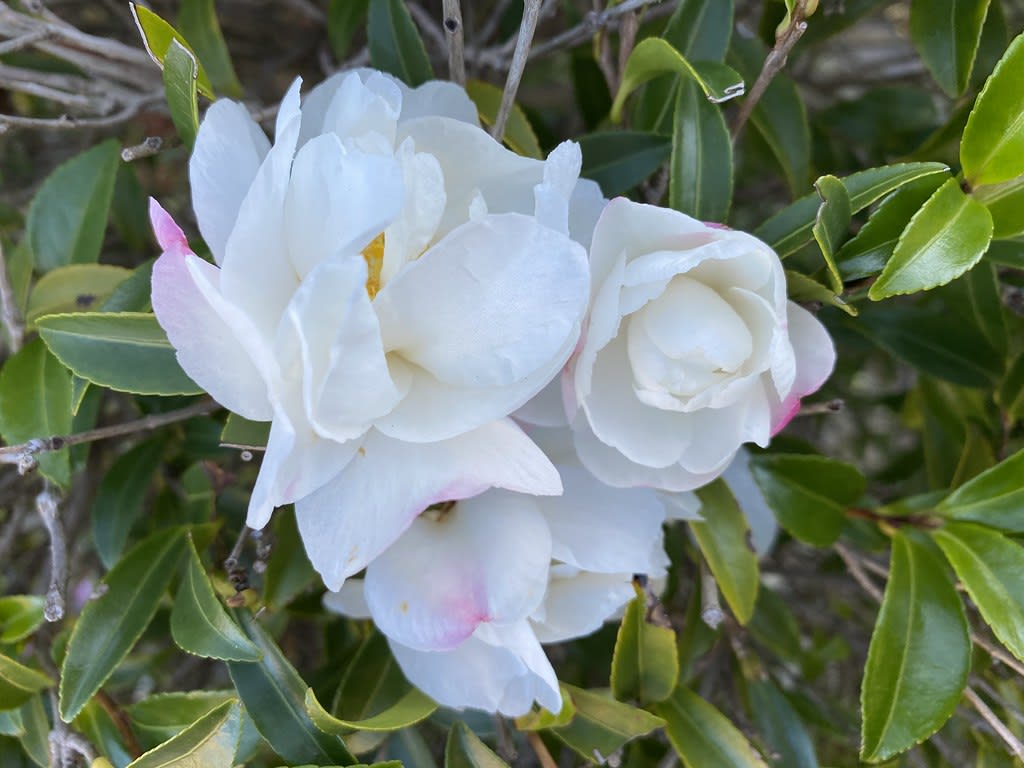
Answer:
[163, 40, 200, 151]
[0, 338, 72, 486]
[128, 691, 239, 746]
[973, 174, 1024, 239]
[755, 163, 950, 257]
[669, 77, 732, 222]
[16, 695, 47, 768]
[910, 0, 991, 96]
[961, 32, 1024, 185]
[860, 531, 969, 762]
[102, 260, 155, 313]
[657, 686, 768, 767]
[91, 437, 167, 569]
[465, 79, 541, 158]
[26, 265, 130, 327]
[746, 680, 817, 768]
[869, 178, 993, 299]
[784, 271, 856, 316]
[328, 0, 370, 59]
[445, 721, 507, 768]
[552, 685, 664, 763]
[307, 686, 435, 735]
[514, 686, 575, 731]
[171, 537, 261, 662]
[0, 598, 44, 645]
[59, 529, 189, 722]
[226, 610, 355, 765]
[811, 175, 850, 292]
[936, 447, 1024, 531]
[26, 140, 120, 272]
[130, 3, 215, 98]
[333, 630, 412, 724]
[963, 258, 1008, 354]
[37, 312, 202, 396]
[126, 700, 241, 768]
[177, 0, 243, 98]
[749, 454, 865, 547]
[612, 38, 744, 122]
[220, 413, 269, 450]
[691, 480, 759, 624]
[578, 131, 672, 196]
[611, 586, 678, 704]
[934, 522, 1024, 662]
[367, 0, 433, 87]
[0, 655, 52, 711]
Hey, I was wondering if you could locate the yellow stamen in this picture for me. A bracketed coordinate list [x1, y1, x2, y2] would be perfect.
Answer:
[362, 233, 385, 299]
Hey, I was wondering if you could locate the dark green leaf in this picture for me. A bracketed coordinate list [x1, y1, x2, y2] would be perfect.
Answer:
[16, 695, 47, 768]
[961, 32, 1024, 185]
[909, 0, 992, 96]
[749, 454, 865, 547]
[91, 437, 167, 569]
[171, 537, 261, 662]
[663, 0, 734, 61]
[869, 178, 993, 300]
[973, 175, 1024, 239]
[747, 680, 818, 768]
[59, 528, 189, 722]
[860, 531, 969, 762]
[328, 0, 370, 59]
[333, 630, 411, 724]
[937, 447, 1024, 531]
[657, 686, 768, 767]
[177, 0, 243, 98]
[263, 508, 317, 609]
[464, 79, 541, 158]
[0, 655, 52, 711]
[130, 3, 215, 98]
[37, 312, 203, 396]
[163, 40, 200, 151]
[367, 0, 433, 87]
[811, 175, 850, 292]
[552, 685, 664, 763]
[691, 480, 759, 624]
[129, 691, 238, 745]
[579, 132, 672, 196]
[445, 721, 507, 768]
[669, 78, 732, 222]
[220, 413, 269, 450]
[126, 699, 241, 768]
[26, 140, 120, 272]
[0, 598, 44, 645]
[784, 271, 856, 316]
[963, 259, 1008, 354]
[26, 265, 130, 327]
[307, 686, 435, 735]
[101, 260, 155, 314]
[998, 352, 1024, 421]
[611, 586, 679, 704]
[226, 610, 354, 765]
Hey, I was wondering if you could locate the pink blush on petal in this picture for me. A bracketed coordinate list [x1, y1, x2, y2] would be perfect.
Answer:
[148, 198, 191, 256]
[772, 395, 801, 436]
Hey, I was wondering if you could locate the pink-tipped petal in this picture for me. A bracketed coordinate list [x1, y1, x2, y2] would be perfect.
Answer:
[148, 198, 190, 257]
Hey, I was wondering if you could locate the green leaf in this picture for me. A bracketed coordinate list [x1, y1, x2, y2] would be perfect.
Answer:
[552, 685, 664, 763]
[37, 312, 202, 396]
[171, 537, 261, 662]
[909, 0, 992, 96]
[963, 258, 1008, 355]
[0, 598, 45, 645]
[367, 0, 433, 87]
[656, 686, 768, 768]
[226, 610, 355, 766]
[514, 687, 575, 731]
[102, 260, 155, 313]
[263, 508, 317, 609]
[25, 265, 131, 327]
[669, 77, 732, 222]
[611, 586, 679, 704]
[0, 655, 52, 711]
[860, 531, 969, 762]
[307, 687, 435, 735]
[333, 630, 414, 724]
[328, 0, 370, 59]
[749, 454, 865, 547]
[784, 271, 856, 316]
[445, 721, 507, 768]
[973, 174, 1024, 239]
[464, 79, 541, 158]
[691, 480, 759, 624]
[59, 528, 189, 722]
[0, 338, 72, 487]
[998, 352, 1024, 421]
[177, 0, 243, 98]
[220, 413, 269, 450]
[961, 32, 1024, 185]
[754, 163, 950, 257]
[936, 447, 1024, 531]
[16, 695, 48, 767]
[126, 700, 241, 768]
[811, 175, 851, 292]
[578, 131, 672, 196]
[869, 178, 993, 300]
[663, 0, 734, 61]
[26, 140, 121, 272]
[91, 437, 167, 569]
[746, 680, 817, 768]
[130, 3, 215, 99]
[163, 41, 200, 151]
[612, 38, 745, 122]
[933, 522, 1024, 662]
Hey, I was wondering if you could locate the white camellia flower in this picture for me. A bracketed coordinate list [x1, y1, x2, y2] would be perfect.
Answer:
[567, 198, 836, 492]
[325, 449, 669, 717]
[151, 70, 602, 590]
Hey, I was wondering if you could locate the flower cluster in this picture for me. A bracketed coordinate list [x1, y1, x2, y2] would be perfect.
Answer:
[150, 69, 835, 716]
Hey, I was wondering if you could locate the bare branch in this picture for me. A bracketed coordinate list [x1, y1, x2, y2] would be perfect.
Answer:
[700, 560, 725, 629]
[0, 28, 50, 56]
[35, 485, 66, 622]
[442, 0, 466, 85]
[0, 240, 24, 354]
[964, 686, 1024, 761]
[0, 92, 162, 133]
[121, 136, 164, 162]
[526, 731, 558, 768]
[491, 0, 542, 143]
[519, 0, 667, 64]
[834, 542, 885, 602]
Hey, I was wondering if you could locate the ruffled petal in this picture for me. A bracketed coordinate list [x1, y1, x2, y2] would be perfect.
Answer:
[381, 139, 446, 285]
[323, 578, 372, 619]
[530, 569, 635, 644]
[398, 79, 480, 125]
[295, 419, 562, 590]
[514, 377, 570, 428]
[364, 490, 551, 651]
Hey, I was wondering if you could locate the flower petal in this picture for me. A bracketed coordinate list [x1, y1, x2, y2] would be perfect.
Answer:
[295, 419, 562, 590]
[531, 569, 635, 644]
[190, 99, 271, 265]
[364, 490, 551, 651]
[323, 579, 371, 619]
[514, 377, 570, 428]
[721, 449, 777, 556]
[398, 79, 480, 125]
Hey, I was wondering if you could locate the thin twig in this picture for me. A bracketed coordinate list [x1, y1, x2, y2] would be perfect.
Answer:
[518, 0, 666, 63]
[730, 0, 813, 140]
[0, 28, 51, 55]
[442, 0, 466, 85]
[797, 398, 845, 417]
[964, 686, 1024, 761]
[491, 0, 542, 142]
[121, 136, 163, 162]
[0, 240, 24, 354]
[95, 691, 143, 758]
[0, 92, 162, 133]
[972, 633, 1024, 679]
[834, 542, 884, 602]
[526, 731, 558, 768]
[700, 560, 725, 629]
[35, 485, 66, 622]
